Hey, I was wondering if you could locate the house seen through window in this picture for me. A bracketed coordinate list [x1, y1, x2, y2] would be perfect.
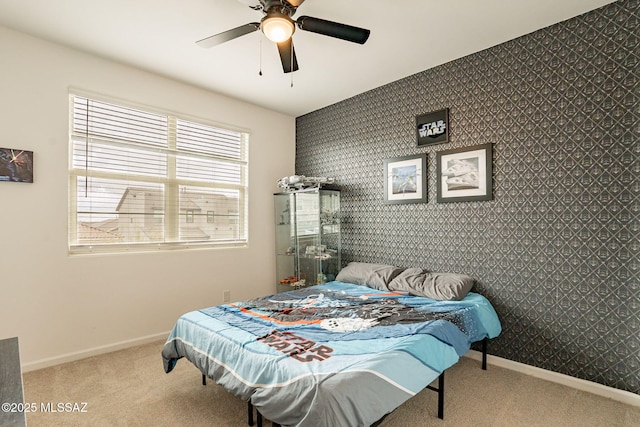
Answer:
[68, 93, 249, 253]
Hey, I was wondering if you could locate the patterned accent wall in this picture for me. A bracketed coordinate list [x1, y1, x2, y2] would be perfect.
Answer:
[295, 0, 639, 394]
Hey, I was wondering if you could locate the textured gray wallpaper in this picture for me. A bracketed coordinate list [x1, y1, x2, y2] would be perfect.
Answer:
[295, 0, 639, 393]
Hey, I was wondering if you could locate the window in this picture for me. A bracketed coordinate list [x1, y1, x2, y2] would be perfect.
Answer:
[69, 93, 249, 253]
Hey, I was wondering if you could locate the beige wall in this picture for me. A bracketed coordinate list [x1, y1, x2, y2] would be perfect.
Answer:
[0, 25, 295, 369]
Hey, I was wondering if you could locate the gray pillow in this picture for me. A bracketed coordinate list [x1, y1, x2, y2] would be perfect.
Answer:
[335, 262, 404, 291]
[387, 268, 475, 301]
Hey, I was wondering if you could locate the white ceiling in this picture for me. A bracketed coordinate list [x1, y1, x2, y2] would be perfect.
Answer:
[0, 0, 616, 117]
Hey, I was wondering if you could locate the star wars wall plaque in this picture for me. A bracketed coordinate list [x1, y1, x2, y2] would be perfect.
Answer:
[416, 108, 449, 147]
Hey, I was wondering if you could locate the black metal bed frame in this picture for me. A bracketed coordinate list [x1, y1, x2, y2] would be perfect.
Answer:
[202, 338, 489, 426]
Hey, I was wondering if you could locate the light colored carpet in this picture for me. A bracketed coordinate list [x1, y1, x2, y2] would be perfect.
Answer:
[22, 340, 639, 426]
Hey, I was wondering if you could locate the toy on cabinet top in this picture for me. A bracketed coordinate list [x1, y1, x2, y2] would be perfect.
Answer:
[276, 175, 334, 191]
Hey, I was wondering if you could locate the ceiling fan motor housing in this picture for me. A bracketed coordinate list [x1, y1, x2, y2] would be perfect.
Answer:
[262, 0, 296, 16]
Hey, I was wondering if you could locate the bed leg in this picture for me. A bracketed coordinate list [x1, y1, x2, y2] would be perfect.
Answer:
[248, 404, 278, 427]
[247, 402, 254, 426]
[426, 372, 445, 420]
[482, 338, 488, 370]
[437, 373, 444, 419]
[202, 374, 207, 386]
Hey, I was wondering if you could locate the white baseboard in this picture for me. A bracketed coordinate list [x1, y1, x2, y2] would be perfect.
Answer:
[21, 332, 169, 373]
[464, 350, 640, 407]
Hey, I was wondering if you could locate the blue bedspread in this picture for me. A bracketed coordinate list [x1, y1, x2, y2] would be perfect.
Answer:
[162, 281, 501, 426]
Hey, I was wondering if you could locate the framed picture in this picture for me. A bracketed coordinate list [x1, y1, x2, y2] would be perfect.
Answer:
[416, 108, 449, 146]
[384, 154, 427, 204]
[0, 147, 33, 183]
[437, 143, 492, 203]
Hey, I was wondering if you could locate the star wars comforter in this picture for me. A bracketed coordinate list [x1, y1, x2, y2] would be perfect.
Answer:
[162, 281, 501, 427]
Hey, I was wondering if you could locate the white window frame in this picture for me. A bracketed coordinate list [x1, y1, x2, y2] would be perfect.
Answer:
[68, 90, 249, 254]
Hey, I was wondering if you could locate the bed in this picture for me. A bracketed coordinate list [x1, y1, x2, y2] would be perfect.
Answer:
[162, 263, 502, 426]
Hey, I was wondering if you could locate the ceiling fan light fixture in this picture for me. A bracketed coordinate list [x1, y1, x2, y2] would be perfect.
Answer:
[261, 14, 295, 43]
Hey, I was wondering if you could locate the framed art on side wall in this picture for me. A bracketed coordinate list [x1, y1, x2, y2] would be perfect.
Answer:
[437, 143, 492, 203]
[0, 147, 33, 183]
[384, 154, 427, 204]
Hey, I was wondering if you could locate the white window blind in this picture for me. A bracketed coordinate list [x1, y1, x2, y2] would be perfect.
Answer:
[69, 93, 249, 253]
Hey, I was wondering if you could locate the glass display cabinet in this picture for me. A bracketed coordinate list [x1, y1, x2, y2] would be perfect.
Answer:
[274, 188, 341, 293]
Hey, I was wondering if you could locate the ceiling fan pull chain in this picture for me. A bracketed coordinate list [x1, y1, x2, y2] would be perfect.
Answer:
[290, 41, 294, 88]
[259, 32, 263, 76]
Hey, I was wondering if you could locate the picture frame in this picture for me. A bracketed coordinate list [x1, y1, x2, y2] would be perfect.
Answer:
[437, 143, 492, 203]
[0, 147, 34, 183]
[383, 154, 427, 204]
[416, 108, 449, 146]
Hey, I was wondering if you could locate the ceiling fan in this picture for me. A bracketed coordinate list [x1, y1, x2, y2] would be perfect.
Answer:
[196, 0, 371, 73]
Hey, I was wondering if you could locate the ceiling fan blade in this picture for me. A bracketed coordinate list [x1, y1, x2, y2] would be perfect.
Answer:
[296, 16, 370, 44]
[276, 38, 299, 73]
[196, 23, 260, 48]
